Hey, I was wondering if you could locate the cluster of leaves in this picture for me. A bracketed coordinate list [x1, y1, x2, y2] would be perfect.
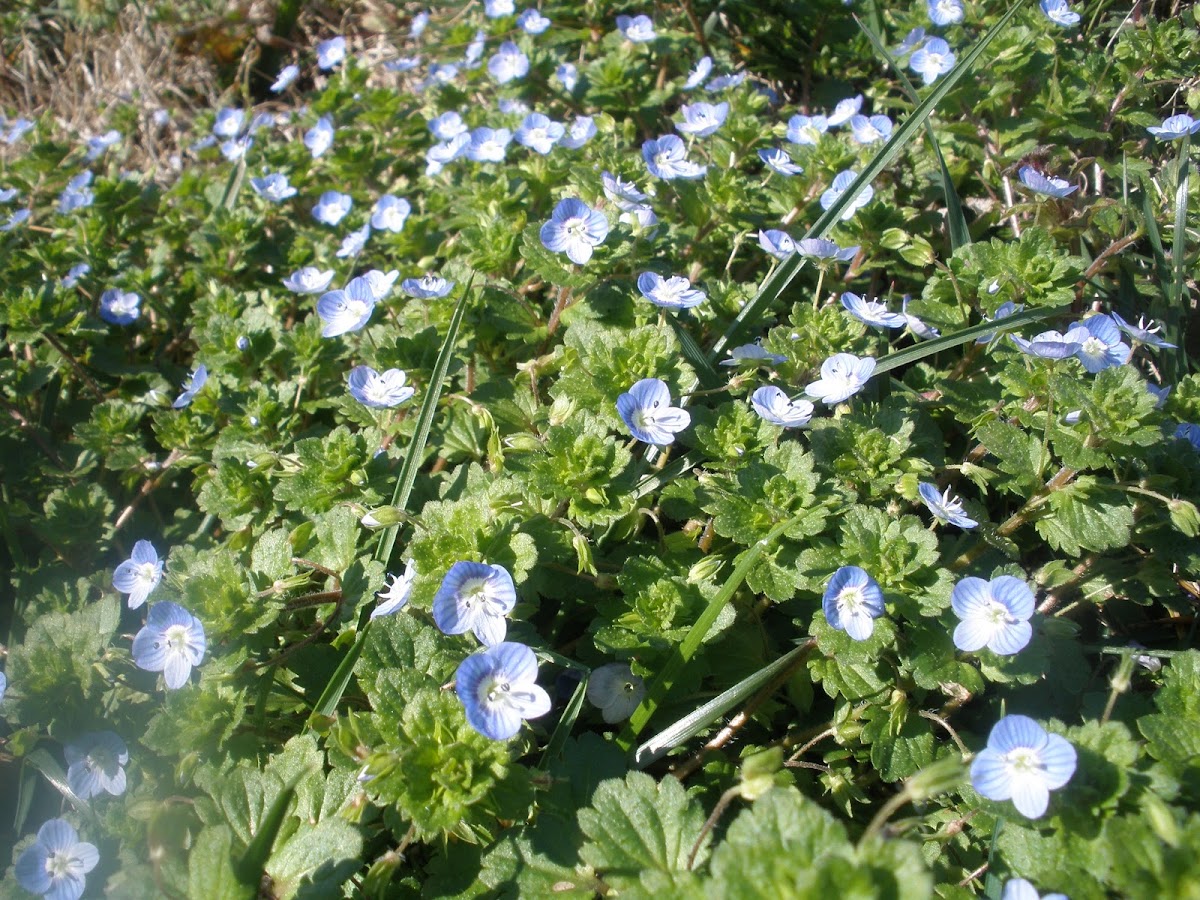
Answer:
[2, 0, 1200, 897]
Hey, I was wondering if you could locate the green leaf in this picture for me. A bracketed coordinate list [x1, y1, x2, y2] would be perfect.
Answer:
[1033, 476, 1135, 555]
[1139, 650, 1200, 772]
[188, 827, 254, 900]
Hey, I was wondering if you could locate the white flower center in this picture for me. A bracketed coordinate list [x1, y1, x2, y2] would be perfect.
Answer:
[136, 562, 158, 585]
[985, 600, 1017, 627]
[165, 624, 190, 654]
[1082, 336, 1105, 354]
[1004, 747, 1042, 775]
[838, 586, 865, 613]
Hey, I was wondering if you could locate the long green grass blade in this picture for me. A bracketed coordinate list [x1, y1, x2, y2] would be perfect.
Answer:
[25, 748, 89, 815]
[632, 451, 700, 501]
[1168, 135, 1191, 377]
[537, 672, 589, 770]
[854, 14, 971, 252]
[871, 303, 1069, 378]
[620, 513, 802, 748]
[232, 770, 306, 886]
[709, 0, 1028, 362]
[634, 640, 814, 767]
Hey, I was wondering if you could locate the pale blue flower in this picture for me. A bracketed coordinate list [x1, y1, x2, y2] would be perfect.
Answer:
[426, 132, 471, 174]
[85, 129, 121, 161]
[305, 115, 335, 158]
[348, 365, 415, 408]
[901, 296, 941, 339]
[705, 71, 746, 91]
[0, 670, 5, 702]
[488, 41, 529, 83]
[637, 272, 706, 309]
[132, 602, 206, 689]
[805, 353, 876, 404]
[1111, 312, 1176, 349]
[172, 365, 208, 409]
[895, 27, 927, 56]
[976, 301, 1024, 344]
[1073, 313, 1131, 373]
[456, 641, 551, 739]
[317, 283, 375, 337]
[372, 560, 417, 619]
[602, 171, 650, 209]
[58, 171, 94, 214]
[797, 237, 857, 262]
[467, 127, 512, 163]
[918, 482, 978, 529]
[719, 341, 787, 367]
[463, 29, 485, 66]
[556, 62, 579, 92]
[1039, 0, 1080, 26]
[1175, 423, 1200, 451]
[540, 198, 609, 264]
[684, 56, 712, 90]
[312, 190, 352, 225]
[758, 229, 796, 259]
[786, 113, 828, 145]
[282, 267, 334, 294]
[429, 111, 466, 140]
[354, 269, 400, 301]
[970, 714, 1076, 818]
[841, 292, 906, 329]
[385, 56, 421, 73]
[676, 101, 729, 138]
[4, 117, 35, 144]
[65, 731, 128, 799]
[402, 273, 455, 299]
[212, 108, 244, 139]
[587, 662, 644, 723]
[497, 98, 530, 116]
[0, 187, 17, 203]
[219, 135, 252, 162]
[758, 147, 803, 175]
[316, 36, 346, 70]
[849, 114, 893, 144]
[642, 134, 707, 180]
[433, 561, 517, 646]
[1146, 383, 1170, 408]
[617, 14, 656, 42]
[371, 194, 411, 232]
[1009, 326, 1088, 359]
[616, 378, 691, 445]
[1147, 114, 1200, 141]
[113, 539, 163, 610]
[560, 115, 597, 149]
[61, 263, 90, 288]
[750, 386, 814, 428]
[15, 819, 99, 900]
[517, 8, 550, 33]
[410, 10, 429, 37]
[910, 37, 955, 84]
[99, 289, 141, 325]
[485, 0, 515, 16]
[270, 64, 299, 92]
[250, 173, 296, 202]
[1018, 165, 1077, 198]
[827, 94, 863, 127]
[820, 170, 874, 219]
[823, 566, 885, 640]
[952, 575, 1034, 654]
[1002, 878, 1068, 900]
[1, 208, 29, 231]
[336, 223, 371, 259]
[928, 0, 964, 26]
[515, 113, 565, 154]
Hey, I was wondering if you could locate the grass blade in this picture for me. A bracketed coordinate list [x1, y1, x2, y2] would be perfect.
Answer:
[537, 672, 589, 770]
[709, 0, 1029, 362]
[232, 770, 306, 887]
[1168, 134, 1191, 377]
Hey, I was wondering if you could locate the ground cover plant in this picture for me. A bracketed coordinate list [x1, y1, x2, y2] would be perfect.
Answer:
[2, 0, 1200, 896]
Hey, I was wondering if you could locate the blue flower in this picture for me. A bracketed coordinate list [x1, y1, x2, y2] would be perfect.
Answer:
[456, 641, 552, 740]
[99, 288, 141, 326]
[642, 135, 707, 180]
[312, 190, 352, 225]
[587, 662, 645, 723]
[283, 267, 334, 294]
[433, 561, 517, 646]
[270, 64, 299, 92]
[517, 8, 550, 33]
[758, 229, 796, 259]
[1018, 165, 1077, 198]
[970, 714, 1076, 818]
[616, 14, 656, 42]
[410, 10, 429, 36]
[467, 127, 513, 163]
[1009, 326, 1088, 359]
[758, 147, 803, 176]
[750, 386, 814, 428]
[336, 223, 371, 259]
[4, 117, 35, 144]
[84, 129, 121, 161]
[910, 37, 956, 84]
[952, 575, 1034, 654]
[0, 670, 5, 702]
[1110, 312, 1176, 349]
[706, 71, 746, 91]
[250, 173, 296, 202]
[485, 0, 514, 16]
[370, 194, 411, 232]
[1072, 313, 1131, 373]
[1175, 423, 1200, 451]
[515, 113, 565, 154]
[637, 272, 706, 310]
[61, 263, 90, 289]
[823, 566, 885, 640]
[901, 296, 941, 339]
[1146, 383, 1170, 408]
[976, 301, 1024, 344]
[1002, 878, 1068, 900]
[719, 341, 788, 367]
[918, 482, 978, 529]
[849, 114, 893, 144]
[1147, 114, 1200, 140]
[371, 559, 417, 619]
[1, 208, 30, 231]
[540, 198, 609, 264]
[820, 170, 874, 219]
[132, 602, 206, 689]
[317, 284, 376, 337]
[797, 238, 857, 262]
[602, 171, 650, 209]
[402, 273, 455, 298]
[841, 292, 907, 329]
[428, 112, 466, 140]
[65, 731, 128, 799]
[172, 365, 208, 409]
[212, 108, 244, 139]
[676, 101, 729, 138]
[58, 171, 94, 214]
[316, 36, 346, 70]
[617, 378, 691, 445]
[488, 41, 529, 83]
[348, 365, 415, 408]
[556, 62, 579, 92]
[1039, 0, 1080, 26]
[684, 56, 713, 90]
[805, 353, 876, 404]
[496, 98, 530, 116]
[560, 115, 597, 149]
[305, 115, 335, 158]
[0, 186, 18, 202]
[894, 27, 927, 57]
[928, 0, 964, 26]
[15, 819, 99, 900]
[827, 94, 863, 127]
[786, 114, 828, 145]
[426, 132, 471, 174]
